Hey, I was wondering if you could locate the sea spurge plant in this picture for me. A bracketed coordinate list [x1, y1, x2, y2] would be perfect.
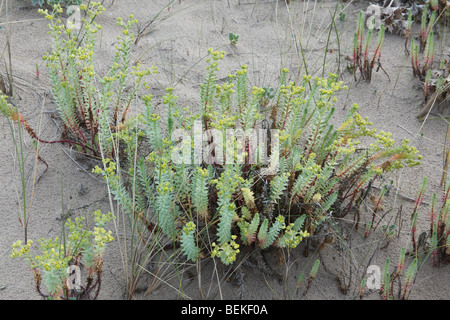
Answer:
[379, 251, 420, 300]
[404, 9, 413, 53]
[96, 46, 421, 269]
[352, 12, 387, 82]
[420, 5, 437, 54]
[421, 178, 450, 266]
[410, 29, 436, 83]
[11, 238, 72, 297]
[0, 3, 157, 159]
[11, 210, 114, 299]
[407, 5, 449, 113]
[401, 258, 418, 300]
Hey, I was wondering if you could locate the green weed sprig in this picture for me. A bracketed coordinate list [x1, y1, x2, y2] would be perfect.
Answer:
[303, 259, 320, 295]
[420, 5, 437, 53]
[352, 12, 387, 82]
[404, 9, 413, 53]
[229, 32, 240, 45]
[410, 29, 436, 83]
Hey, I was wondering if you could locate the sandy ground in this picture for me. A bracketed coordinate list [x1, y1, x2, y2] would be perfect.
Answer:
[0, 0, 449, 300]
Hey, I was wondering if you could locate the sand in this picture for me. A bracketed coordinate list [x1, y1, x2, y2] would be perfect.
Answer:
[0, 0, 449, 300]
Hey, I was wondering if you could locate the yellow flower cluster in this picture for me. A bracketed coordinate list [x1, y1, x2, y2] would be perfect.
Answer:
[207, 48, 226, 61]
[279, 129, 290, 142]
[281, 224, 310, 248]
[337, 117, 354, 133]
[276, 215, 286, 227]
[215, 81, 235, 96]
[374, 130, 395, 148]
[209, 112, 238, 130]
[211, 235, 240, 265]
[251, 86, 265, 96]
[183, 221, 197, 235]
[295, 154, 321, 174]
[163, 87, 177, 105]
[211, 170, 245, 198]
[197, 167, 209, 177]
[159, 181, 173, 194]
[11, 240, 33, 258]
[332, 137, 361, 155]
[278, 82, 306, 99]
[34, 238, 72, 273]
[92, 159, 117, 181]
[142, 94, 153, 104]
[132, 64, 153, 78]
[312, 193, 322, 203]
[93, 227, 114, 249]
[236, 65, 248, 76]
[206, 48, 226, 71]
[117, 15, 138, 28]
[41, 256, 68, 272]
[149, 113, 161, 122]
[94, 210, 115, 227]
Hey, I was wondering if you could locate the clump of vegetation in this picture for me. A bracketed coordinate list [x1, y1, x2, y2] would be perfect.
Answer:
[418, 4, 437, 54]
[410, 6, 437, 84]
[20, 0, 82, 7]
[426, 179, 450, 266]
[377, 251, 419, 300]
[370, 175, 450, 300]
[10, 210, 115, 300]
[373, 175, 450, 300]
[351, 12, 388, 82]
[1, 3, 157, 159]
[93, 39, 421, 277]
[361, 1, 448, 112]
[407, 4, 449, 118]
[2, 1, 432, 300]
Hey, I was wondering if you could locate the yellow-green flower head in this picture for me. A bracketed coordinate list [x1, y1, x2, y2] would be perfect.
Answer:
[12, 240, 22, 248]
[312, 193, 322, 202]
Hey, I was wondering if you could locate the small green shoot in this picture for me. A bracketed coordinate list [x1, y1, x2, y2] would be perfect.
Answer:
[229, 32, 240, 45]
